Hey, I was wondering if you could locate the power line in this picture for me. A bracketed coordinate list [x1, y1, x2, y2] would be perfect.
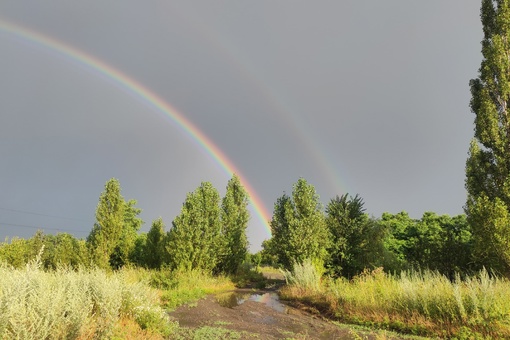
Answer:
[0, 206, 90, 222]
[0, 221, 90, 234]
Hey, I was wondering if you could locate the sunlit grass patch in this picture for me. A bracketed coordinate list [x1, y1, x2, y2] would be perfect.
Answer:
[280, 264, 510, 338]
[154, 269, 235, 309]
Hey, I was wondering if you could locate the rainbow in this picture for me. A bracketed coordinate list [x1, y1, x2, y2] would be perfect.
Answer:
[0, 18, 272, 237]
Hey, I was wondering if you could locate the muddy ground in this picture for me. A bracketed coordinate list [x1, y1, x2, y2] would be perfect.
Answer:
[167, 285, 404, 339]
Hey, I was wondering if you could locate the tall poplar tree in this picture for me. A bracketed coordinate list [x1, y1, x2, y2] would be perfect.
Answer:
[270, 178, 330, 270]
[466, 0, 510, 273]
[166, 182, 222, 272]
[218, 174, 250, 274]
[145, 217, 165, 269]
[87, 178, 125, 269]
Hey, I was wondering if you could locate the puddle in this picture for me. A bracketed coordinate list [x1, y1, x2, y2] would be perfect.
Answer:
[216, 291, 287, 313]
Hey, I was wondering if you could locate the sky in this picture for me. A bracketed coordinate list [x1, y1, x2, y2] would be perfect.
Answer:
[0, 1, 483, 251]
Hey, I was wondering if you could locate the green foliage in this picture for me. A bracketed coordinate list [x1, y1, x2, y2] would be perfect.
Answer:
[270, 178, 330, 270]
[110, 199, 144, 268]
[466, 0, 510, 274]
[380, 212, 474, 277]
[87, 178, 143, 270]
[326, 194, 386, 277]
[87, 178, 126, 269]
[42, 233, 89, 269]
[154, 269, 234, 309]
[467, 194, 510, 273]
[166, 182, 222, 272]
[379, 211, 415, 272]
[259, 238, 279, 267]
[217, 174, 250, 274]
[0, 237, 32, 268]
[144, 217, 165, 269]
[0, 231, 89, 269]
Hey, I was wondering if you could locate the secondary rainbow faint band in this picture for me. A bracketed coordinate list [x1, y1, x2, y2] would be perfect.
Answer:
[0, 18, 272, 237]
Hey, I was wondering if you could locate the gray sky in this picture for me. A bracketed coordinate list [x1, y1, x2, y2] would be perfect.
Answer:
[0, 1, 482, 251]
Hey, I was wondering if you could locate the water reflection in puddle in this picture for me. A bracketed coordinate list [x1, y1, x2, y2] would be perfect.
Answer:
[216, 291, 287, 313]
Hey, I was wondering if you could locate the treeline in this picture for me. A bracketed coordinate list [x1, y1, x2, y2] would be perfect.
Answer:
[0, 176, 483, 279]
[0, 175, 250, 275]
[259, 178, 477, 278]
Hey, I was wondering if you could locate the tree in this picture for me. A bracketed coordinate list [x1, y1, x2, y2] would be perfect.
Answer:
[326, 194, 386, 277]
[144, 217, 165, 269]
[110, 199, 143, 268]
[166, 182, 222, 272]
[466, 0, 510, 273]
[43, 233, 89, 269]
[270, 178, 330, 270]
[218, 174, 250, 274]
[379, 211, 416, 272]
[87, 178, 126, 269]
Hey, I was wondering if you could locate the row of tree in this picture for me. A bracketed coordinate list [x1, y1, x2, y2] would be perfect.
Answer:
[259, 178, 476, 278]
[0, 175, 499, 278]
[0, 175, 250, 274]
[0, 175, 475, 278]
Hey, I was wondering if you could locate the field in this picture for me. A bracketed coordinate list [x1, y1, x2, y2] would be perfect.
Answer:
[280, 261, 510, 339]
[2, 254, 510, 339]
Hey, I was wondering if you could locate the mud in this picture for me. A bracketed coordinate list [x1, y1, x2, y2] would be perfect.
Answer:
[168, 287, 360, 339]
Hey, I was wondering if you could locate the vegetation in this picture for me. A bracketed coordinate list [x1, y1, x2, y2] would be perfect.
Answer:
[269, 178, 330, 270]
[166, 181, 223, 272]
[466, 0, 510, 275]
[217, 174, 250, 275]
[0, 254, 175, 339]
[4, 3, 510, 328]
[281, 264, 510, 338]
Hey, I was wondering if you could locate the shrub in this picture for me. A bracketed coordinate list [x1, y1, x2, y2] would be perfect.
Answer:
[0, 258, 171, 339]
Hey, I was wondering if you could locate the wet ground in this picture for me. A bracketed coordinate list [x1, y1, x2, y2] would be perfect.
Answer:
[168, 287, 367, 339]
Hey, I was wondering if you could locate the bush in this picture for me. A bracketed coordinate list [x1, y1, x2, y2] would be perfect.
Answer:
[281, 258, 324, 292]
[0, 257, 171, 339]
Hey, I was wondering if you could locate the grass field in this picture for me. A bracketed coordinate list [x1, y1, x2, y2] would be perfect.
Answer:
[280, 261, 510, 339]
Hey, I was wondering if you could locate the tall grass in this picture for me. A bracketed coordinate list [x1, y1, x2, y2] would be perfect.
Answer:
[0, 255, 174, 339]
[280, 264, 510, 338]
[281, 258, 323, 292]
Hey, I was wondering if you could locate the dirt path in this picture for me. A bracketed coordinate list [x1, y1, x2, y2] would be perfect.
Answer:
[168, 287, 366, 339]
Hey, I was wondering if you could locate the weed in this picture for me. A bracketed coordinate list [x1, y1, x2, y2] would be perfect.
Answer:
[281, 267, 510, 338]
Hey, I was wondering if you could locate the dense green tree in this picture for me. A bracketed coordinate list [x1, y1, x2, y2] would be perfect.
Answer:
[43, 233, 89, 269]
[217, 174, 250, 274]
[110, 199, 143, 268]
[380, 212, 474, 276]
[0, 237, 31, 268]
[144, 217, 165, 269]
[130, 233, 147, 267]
[326, 194, 386, 277]
[166, 182, 222, 272]
[379, 211, 416, 272]
[87, 178, 126, 269]
[259, 239, 279, 267]
[466, 0, 510, 274]
[440, 214, 475, 277]
[270, 178, 330, 270]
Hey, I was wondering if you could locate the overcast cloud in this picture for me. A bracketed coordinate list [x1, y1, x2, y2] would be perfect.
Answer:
[0, 1, 482, 250]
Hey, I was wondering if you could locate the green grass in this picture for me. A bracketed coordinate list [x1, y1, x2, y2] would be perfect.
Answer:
[280, 264, 510, 339]
[152, 269, 235, 310]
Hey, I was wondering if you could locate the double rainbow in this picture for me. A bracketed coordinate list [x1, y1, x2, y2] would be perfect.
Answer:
[0, 18, 272, 237]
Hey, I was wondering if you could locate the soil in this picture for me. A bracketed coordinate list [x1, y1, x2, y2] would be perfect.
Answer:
[168, 288, 355, 339]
